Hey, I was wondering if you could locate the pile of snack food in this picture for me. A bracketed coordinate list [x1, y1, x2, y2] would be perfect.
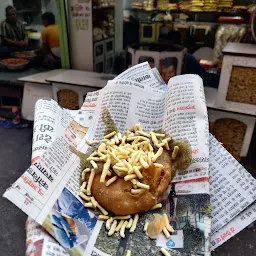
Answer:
[226, 66, 256, 105]
[204, 0, 218, 12]
[213, 24, 246, 64]
[14, 51, 35, 58]
[219, 0, 233, 9]
[157, 0, 178, 11]
[77, 123, 187, 255]
[131, 0, 178, 11]
[179, 0, 191, 11]
[143, 0, 155, 11]
[210, 118, 246, 161]
[57, 89, 79, 110]
[131, 1, 144, 10]
[1, 58, 28, 65]
[131, 0, 253, 12]
[93, 0, 115, 8]
[179, 0, 218, 12]
[190, 0, 204, 12]
[79, 124, 183, 222]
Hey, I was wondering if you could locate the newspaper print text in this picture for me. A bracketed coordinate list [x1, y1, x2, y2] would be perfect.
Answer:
[21, 175, 44, 196]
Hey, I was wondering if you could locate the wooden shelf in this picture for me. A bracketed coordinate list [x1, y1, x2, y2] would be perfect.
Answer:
[138, 20, 218, 26]
[93, 6, 115, 10]
[93, 36, 114, 43]
[125, 8, 249, 15]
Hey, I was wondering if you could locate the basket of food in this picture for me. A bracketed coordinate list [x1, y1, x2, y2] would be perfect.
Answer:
[0, 58, 29, 71]
[13, 51, 36, 60]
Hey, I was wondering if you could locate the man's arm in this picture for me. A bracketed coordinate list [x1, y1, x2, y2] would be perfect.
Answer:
[2, 37, 23, 47]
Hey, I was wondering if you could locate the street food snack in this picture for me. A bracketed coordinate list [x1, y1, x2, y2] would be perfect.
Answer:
[79, 125, 175, 216]
[1, 58, 28, 65]
[72, 110, 192, 238]
[14, 51, 35, 58]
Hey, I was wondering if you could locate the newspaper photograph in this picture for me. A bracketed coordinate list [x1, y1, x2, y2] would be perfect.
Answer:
[3, 63, 256, 256]
[25, 217, 69, 256]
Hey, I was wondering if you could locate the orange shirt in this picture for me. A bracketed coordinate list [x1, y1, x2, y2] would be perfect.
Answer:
[41, 24, 59, 49]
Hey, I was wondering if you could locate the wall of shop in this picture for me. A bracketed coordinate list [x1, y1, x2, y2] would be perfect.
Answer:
[26, 0, 58, 32]
[0, 0, 12, 24]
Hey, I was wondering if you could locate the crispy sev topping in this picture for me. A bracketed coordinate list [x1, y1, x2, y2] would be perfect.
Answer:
[113, 215, 131, 220]
[90, 160, 98, 170]
[126, 250, 132, 256]
[91, 197, 108, 215]
[90, 197, 98, 208]
[120, 220, 128, 238]
[115, 220, 124, 232]
[144, 222, 149, 232]
[160, 248, 171, 256]
[131, 188, 145, 194]
[154, 163, 164, 169]
[105, 176, 118, 186]
[172, 146, 179, 160]
[89, 151, 98, 157]
[86, 138, 99, 146]
[79, 124, 175, 239]
[130, 213, 139, 233]
[163, 213, 174, 233]
[150, 203, 163, 210]
[104, 131, 117, 139]
[136, 181, 150, 190]
[98, 215, 109, 220]
[81, 188, 87, 194]
[124, 174, 137, 181]
[152, 147, 163, 162]
[80, 181, 87, 190]
[133, 167, 143, 179]
[79, 192, 91, 201]
[162, 227, 171, 239]
[106, 217, 114, 230]
[87, 169, 95, 195]
[108, 220, 118, 236]
[126, 218, 133, 229]
[84, 202, 94, 208]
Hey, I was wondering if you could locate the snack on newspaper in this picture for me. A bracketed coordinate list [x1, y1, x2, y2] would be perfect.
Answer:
[71, 110, 192, 238]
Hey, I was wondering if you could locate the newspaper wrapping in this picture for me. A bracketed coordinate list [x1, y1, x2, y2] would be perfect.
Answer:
[27, 98, 256, 255]
[3, 63, 256, 256]
[26, 99, 77, 256]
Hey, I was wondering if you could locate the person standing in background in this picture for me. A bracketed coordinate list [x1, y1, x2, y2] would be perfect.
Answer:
[159, 31, 219, 88]
[35, 12, 60, 69]
[0, 5, 28, 58]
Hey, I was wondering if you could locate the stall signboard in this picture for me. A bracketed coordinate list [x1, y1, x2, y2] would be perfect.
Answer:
[68, 0, 93, 70]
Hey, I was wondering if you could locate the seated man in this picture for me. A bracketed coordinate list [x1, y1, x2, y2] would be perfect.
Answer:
[35, 12, 60, 69]
[0, 6, 28, 57]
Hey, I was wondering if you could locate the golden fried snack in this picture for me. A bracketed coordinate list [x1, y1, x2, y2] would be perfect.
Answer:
[1, 58, 28, 65]
[91, 150, 171, 215]
[15, 51, 35, 58]
[77, 125, 176, 216]
[71, 120, 192, 239]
